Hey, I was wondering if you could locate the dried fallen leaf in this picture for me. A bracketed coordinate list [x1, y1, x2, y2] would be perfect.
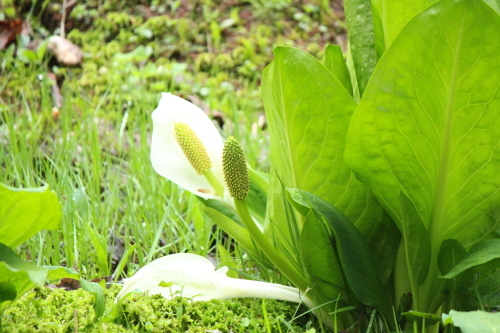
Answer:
[0, 19, 23, 50]
[51, 275, 112, 291]
[47, 35, 83, 66]
[108, 233, 125, 273]
[54, 277, 81, 291]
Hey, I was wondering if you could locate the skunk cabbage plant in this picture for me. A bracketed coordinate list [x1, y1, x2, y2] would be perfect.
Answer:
[146, 0, 500, 331]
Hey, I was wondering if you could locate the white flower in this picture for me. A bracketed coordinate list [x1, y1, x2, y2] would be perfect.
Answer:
[150, 93, 227, 201]
[116, 253, 313, 308]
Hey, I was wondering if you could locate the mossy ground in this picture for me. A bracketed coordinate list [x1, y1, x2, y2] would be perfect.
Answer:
[3, 286, 317, 333]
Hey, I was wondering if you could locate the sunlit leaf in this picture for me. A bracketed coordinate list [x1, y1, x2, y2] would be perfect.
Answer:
[380, 0, 437, 48]
[299, 211, 348, 304]
[400, 193, 431, 288]
[262, 47, 398, 279]
[344, 0, 378, 94]
[442, 310, 500, 332]
[323, 44, 353, 96]
[442, 240, 500, 279]
[0, 184, 61, 248]
[288, 189, 391, 320]
[345, 0, 500, 248]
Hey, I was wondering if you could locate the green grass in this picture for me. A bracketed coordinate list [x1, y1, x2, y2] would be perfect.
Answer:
[0, 0, 346, 281]
[0, 64, 263, 278]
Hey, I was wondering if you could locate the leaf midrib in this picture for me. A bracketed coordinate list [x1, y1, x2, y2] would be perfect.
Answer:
[277, 51, 299, 191]
[429, 11, 465, 247]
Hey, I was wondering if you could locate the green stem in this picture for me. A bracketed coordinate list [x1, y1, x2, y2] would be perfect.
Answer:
[204, 169, 224, 197]
[404, 239, 420, 310]
[234, 199, 309, 292]
[234, 199, 343, 330]
[418, 250, 447, 314]
[394, 241, 411, 309]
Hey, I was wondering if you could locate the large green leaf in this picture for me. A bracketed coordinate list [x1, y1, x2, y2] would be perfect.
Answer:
[323, 44, 353, 96]
[380, 0, 437, 48]
[345, 0, 500, 249]
[400, 194, 431, 290]
[299, 212, 354, 329]
[442, 310, 500, 332]
[442, 239, 500, 279]
[0, 244, 106, 320]
[299, 211, 347, 303]
[436, 239, 469, 312]
[0, 184, 61, 248]
[483, 0, 500, 13]
[0, 243, 48, 293]
[246, 168, 268, 224]
[437, 239, 467, 276]
[344, 0, 378, 95]
[288, 189, 391, 320]
[0, 243, 52, 314]
[262, 47, 398, 275]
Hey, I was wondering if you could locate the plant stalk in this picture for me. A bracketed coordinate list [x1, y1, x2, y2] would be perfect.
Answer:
[204, 169, 225, 197]
[234, 199, 309, 292]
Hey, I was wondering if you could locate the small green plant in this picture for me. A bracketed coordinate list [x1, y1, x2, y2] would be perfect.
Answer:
[0, 184, 105, 331]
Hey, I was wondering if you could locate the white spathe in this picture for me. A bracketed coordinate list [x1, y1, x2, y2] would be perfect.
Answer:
[150, 93, 226, 201]
[116, 253, 313, 308]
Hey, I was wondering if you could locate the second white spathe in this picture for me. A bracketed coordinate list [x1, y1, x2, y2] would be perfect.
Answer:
[116, 253, 313, 309]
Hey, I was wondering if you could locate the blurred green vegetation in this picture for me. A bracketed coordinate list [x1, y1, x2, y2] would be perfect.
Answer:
[1, 0, 346, 108]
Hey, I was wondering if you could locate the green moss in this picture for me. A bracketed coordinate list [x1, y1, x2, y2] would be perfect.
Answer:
[3, 286, 318, 332]
[2, 286, 130, 333]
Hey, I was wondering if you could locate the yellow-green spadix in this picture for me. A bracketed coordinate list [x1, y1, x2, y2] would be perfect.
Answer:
[116, 253, 314, 309]
[222, 136, 250, 200]
[150, 93, 226, 201]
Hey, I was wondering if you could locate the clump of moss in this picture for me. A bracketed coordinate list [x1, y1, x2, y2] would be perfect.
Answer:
[118, 293, 316, 333]
[2, 285, 131, 333]
[3, 286, 319, 333]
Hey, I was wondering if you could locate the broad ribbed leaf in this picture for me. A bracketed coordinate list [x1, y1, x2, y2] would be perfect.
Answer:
[289, 189, 391, 319]
[442, 239, 500, 279]
[300, 211, 347, 302]
[262, 47, 398, 274]
[380, 0, 437, 47]
[345, 0, 500, 249]
[442, 310, 500, 332]
[400, 194, 431, 289]
[438, 239, 467, 276]
[344, 0, 378, 95]
[437, 239, 474, 311]
[0, 184, 61, 248]
[0, 243, 48, 290]
[246, 168, 268, 224]
[483, 0, 500, 13]
[323, 44, 353, 96]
